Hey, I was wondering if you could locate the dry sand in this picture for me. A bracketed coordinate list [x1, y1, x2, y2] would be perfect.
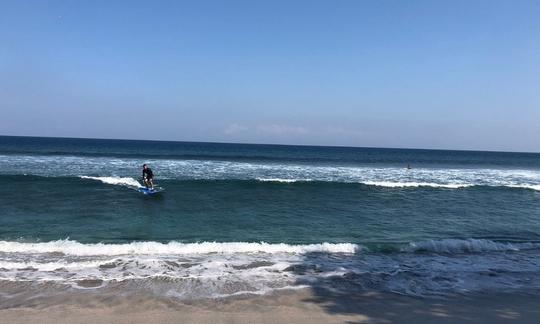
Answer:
[1, 289, 540, 323]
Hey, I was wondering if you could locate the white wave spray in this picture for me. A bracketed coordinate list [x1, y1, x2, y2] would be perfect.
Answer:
[0, 240, 359, 256]
[80, 176, 141, 188]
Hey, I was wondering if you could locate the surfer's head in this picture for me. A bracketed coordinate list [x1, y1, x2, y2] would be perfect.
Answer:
[143, 164, 147, 169]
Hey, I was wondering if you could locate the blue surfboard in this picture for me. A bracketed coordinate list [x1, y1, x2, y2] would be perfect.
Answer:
[138, 186, 164, 195]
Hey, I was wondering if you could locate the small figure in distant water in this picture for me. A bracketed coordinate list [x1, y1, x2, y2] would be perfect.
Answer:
[142, 164, 154, 189]
[407, 164, 412, 170]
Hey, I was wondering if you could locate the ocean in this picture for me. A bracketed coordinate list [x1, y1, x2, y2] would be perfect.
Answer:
[1, 135, 540, 302]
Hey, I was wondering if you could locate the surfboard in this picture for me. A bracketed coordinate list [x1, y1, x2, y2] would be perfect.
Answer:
[138, 186, 164, 195]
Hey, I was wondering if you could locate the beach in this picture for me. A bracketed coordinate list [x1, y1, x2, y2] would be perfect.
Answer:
[3, 0, 540, 321]
[1, 136, 540, 323]
[2, 289, 540, 324]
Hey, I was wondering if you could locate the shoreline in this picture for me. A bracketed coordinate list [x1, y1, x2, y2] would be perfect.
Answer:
[2, 289, 540, 323]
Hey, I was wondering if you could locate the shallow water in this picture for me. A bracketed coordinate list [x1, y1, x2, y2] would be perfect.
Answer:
[1, 136, 539, 300]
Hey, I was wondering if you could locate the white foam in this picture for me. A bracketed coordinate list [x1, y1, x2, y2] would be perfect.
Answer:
[362, 181, 472, 189]
[0, 246, 313, 297]
[80, 176, 141, 188]
[0, 240, 359, 256]
[507, 184, 540, 191]
[256, 178, 311, 183]
[1, 239, 540, 298]
[407, 239, 540, 253]
[0, 259, 116, 271]
[3, 154, 540, 191]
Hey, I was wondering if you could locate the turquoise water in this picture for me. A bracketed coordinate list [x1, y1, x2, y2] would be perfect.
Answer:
[1, 136, 540, 299]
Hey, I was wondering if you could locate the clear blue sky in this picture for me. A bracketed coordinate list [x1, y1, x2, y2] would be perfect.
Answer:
[1, 0, 539, 152]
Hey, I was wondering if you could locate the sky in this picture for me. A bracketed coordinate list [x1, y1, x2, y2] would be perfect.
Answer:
[1, 0, 539, 152]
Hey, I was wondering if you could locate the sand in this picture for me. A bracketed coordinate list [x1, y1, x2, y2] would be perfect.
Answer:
[1, 289, 540, 324]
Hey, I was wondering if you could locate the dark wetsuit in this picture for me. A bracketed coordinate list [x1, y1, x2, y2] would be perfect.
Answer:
[143, 168, 154, 180]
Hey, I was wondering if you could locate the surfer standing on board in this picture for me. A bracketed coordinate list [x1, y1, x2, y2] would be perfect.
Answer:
[142, 164, 154, 189]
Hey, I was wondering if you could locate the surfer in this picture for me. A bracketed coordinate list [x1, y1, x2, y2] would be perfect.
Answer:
[142, 164, 154, 189]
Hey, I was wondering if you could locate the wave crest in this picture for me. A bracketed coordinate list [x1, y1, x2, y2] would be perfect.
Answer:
[80, 176, 141, 188]
[362, 181, 472, 189]
[507, 184, 540, 191]
[256, 178, 312, 183]
[406, 239, 540, 253]
[0, 240, 359, 256]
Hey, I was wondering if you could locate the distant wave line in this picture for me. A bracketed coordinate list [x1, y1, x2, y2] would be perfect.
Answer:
[78, 175, 539, 191]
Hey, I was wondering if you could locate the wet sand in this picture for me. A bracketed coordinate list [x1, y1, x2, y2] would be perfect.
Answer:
[1, 289, 540, 324]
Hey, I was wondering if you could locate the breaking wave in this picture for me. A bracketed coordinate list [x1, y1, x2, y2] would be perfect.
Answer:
[0, 240, 359, 256]
[1, 239, 540, 298]
[1, 154, 539, 191]
[406, 238, 540, 253]
[256, 178, 312, 183]
[80, 176, 141, 188]
[362, 181, 472, 189]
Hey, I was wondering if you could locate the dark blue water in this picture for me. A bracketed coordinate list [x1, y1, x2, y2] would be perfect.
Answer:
[1, 135, 540, 298]
[2, 135, 540, 167]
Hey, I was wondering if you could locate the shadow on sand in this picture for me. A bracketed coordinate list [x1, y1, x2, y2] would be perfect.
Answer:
[292, 253, 540, 324]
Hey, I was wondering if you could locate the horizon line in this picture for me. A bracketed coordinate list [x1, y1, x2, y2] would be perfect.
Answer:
[2, 134, 539, 155]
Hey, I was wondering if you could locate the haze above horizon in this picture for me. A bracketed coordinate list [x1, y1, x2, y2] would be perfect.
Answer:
[1, 1, 539, 152]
